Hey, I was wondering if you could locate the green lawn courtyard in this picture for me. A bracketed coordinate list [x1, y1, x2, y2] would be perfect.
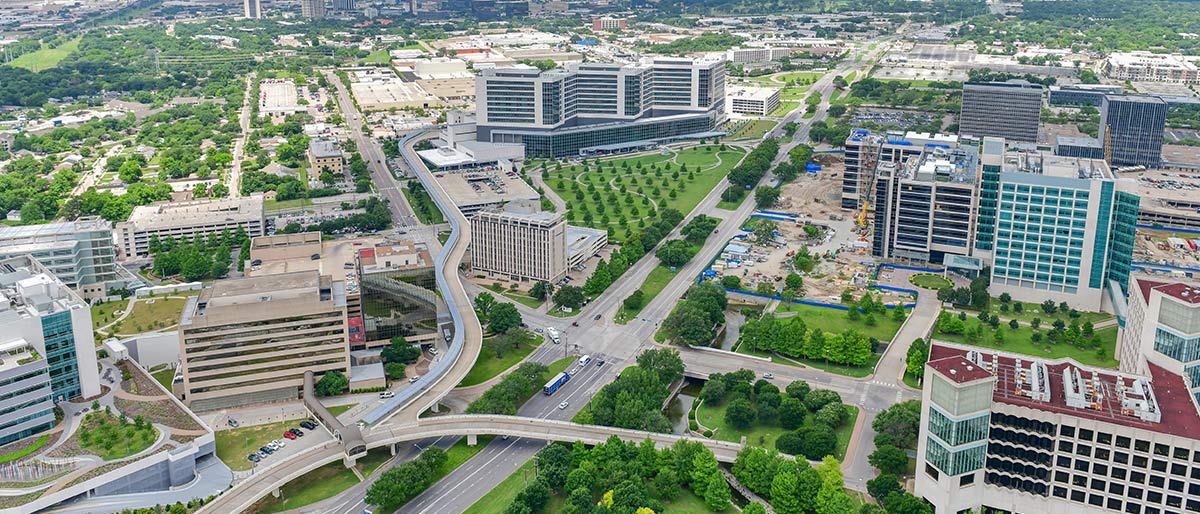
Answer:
[540, 145, 746, 243]
[909, 273, 952, 290]
[932, 316, 1119, 368]
[459, 332, 544, 387]
[725, 119, 777, 140]
[775, 302, 906, 342]
[98, 297, 191, 335]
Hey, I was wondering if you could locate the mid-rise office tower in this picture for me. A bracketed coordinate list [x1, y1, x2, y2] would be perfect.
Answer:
[243, 0, 261, 18]
[301, 0, 326, 18]
[841, 130, 958, 210]
[872, 146, 979, 263]
[475, 57, 726, 157]
[0, 256, 100, 445]
[1100, 94, 1168, 167]
[0, 217, 124, 300]
[332, 0, 356, 10]
[959, 81, 1043, 143]
[985, 150, 1139, 311]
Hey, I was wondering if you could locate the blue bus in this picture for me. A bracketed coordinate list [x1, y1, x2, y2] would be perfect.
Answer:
[542, 372, 571, 395]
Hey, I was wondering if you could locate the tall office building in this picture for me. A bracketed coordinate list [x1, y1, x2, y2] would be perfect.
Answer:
[475, 57, 726, 157]
[872, 146, 979, 263]
[0, 217, 125, 299]
[986, 150, 1139, 311]
[301, 0, 326, 19]
[914, 339, 1200, 514]
[973, 137, 1005, 256]
[243, 0, 261, 18]
[177, 271, 350, 410]
[332, 0, 356, 10]
[0, 256, 100, 445]
[470, 206, 568, 283]
[959, 81, 1043, 143]
[841, 130, 958, 210]
[1100, 94, 1168, 167]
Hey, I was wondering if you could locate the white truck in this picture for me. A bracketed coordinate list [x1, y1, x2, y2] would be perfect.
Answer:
[547, 327, 561, 344]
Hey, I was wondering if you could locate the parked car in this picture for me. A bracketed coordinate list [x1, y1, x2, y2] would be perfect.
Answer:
[228, 419, 240, 428]
[290, 428, 304, 437]
[300, 420, 317, 430]
[247, 453, 261, 463]
[379, 391, 395, 399]
[283, 431, 297, 440]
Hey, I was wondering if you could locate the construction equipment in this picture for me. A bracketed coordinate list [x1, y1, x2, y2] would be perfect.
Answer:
[855, 138, 885, 228]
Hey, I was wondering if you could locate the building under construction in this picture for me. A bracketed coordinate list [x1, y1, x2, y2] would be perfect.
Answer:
[871, 145, 979, 263]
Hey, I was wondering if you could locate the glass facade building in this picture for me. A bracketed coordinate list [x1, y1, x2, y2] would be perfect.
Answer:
[925, 372, 993, 477]
[1100, 94, 1168, 167]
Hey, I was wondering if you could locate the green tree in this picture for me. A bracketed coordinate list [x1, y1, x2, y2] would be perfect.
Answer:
[771, 467, 803, 514]
[488, 303, 523, 334]
[868, 445, 908, 475]
[314, 370, 348, 396]
[474, 292, 496, 318]
[703, 468, 731, 511]
[553, 285, 585, 309]
[754, 186, 780, 207]
[724, 398, 757, 429]
[624, 289, 645, 311]
[867, 473, 902, 502]
[779, 396, 807, 429]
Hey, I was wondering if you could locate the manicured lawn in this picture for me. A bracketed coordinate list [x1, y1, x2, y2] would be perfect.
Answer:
[78, 412, 158, 461]
[255, 460, 359, 513]
[502, 291, 544, 308]
[776, 71, 824, 84]
[727, 119, 776, 140]
[903, 372, 923, 389]
[358, 447, 392, 476]
[437, 231, 451, 244]
[435, 435, 495, 483]
[215, 420, 302, 471]
[732, 339, 881, 378]
[776, 302, 906, 342]
[933, 318, 1119, 368]
[982, 300, 1113, 326]
[0, 435, 49, 464]
[327, 403, 356, 417]
[151, 368, 174, 392]
[359, 49, 391, 65]
[91, 299, 128, 330]
[107, 297, 189, 335]
[263, 198, 314, 211]
[543, 145, 745, 243]
[459, 333, 543, 387]
[909, 273, 952, 290]
[696, 399, 859, 460]
[9, 37, 81, 72]
[616, 265, 678, 324]
[769, 101, 801, 117]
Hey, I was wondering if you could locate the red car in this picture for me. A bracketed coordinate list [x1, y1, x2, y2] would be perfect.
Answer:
[283, 431, 297, 440]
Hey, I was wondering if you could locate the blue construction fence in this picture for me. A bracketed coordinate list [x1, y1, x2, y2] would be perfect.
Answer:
[1137, 224, 1200, 235]
[1131, 261, 1200, 275]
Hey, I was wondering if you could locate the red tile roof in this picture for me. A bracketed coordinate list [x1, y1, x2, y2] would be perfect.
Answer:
[930, 342, 1200, 440]
[928, 355, 994, 384]
[1151, 283, 1200, 304]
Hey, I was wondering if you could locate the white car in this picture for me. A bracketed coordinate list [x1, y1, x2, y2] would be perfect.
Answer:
[763, 373, 774, 380]
[379, 391, 395, 399]
[558, 401, 569, 410]
[409, 376, 420, 383]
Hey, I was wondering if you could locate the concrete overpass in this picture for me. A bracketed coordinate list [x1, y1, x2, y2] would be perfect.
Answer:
[196, 415, 745, 514]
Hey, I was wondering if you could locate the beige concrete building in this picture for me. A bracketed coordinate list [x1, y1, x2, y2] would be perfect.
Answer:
[470, 206, 567, 283]
[308, 137, 344, 175]
[115, 196, 265, 258]
[176, 271, 350, 410]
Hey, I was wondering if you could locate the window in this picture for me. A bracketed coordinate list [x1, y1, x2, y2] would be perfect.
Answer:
[1128, 503, 1142, 514]
[1071, 489, 1086, 502]
[1155, 444, 1170, 456]
[1099, 433, 1113, 445]
[1135, 456, 1150, 468]
[1092, 478, 1107, 491]
[1078, 444, 1092, 456]
[960, 474, 975, 487]
[1174, 447, 1189, 460]
[1076, 460, 1090, 471]
[1130, 486, 1145, 499]
[1111, 483, 1126, 495]
[1168, 496, 1182, 508]
[1171, 463, 1186, 476]
[1056, 471, 1069, 483]
[1094, 463, 1109, 476]
[1053, 486, 1068, 498]
[1132, 471, 1147, 483]
[1060, 441, 1075, 452]
[1062, 426, 1076, 437]
[1118, 436, 1132, 448]
[1058, 456, 1072, 467]
[1110, 499, 1124, 511]
[1080, 428, 1095, 441]
[1116, 451, 1131, 464]
[1150, 475, 1165, 488]
[1147, 491, 1163, 504]
[1153, 460, 1168, 472]
[1074, 474, 1088, 487]
[925, 463, 940, 480]
[1096, 448, 1111, 461]
[1114, 468, 1128, 480]
[1137, 440, 1151, 452]
[1090, 494, 1105, 507]
[1169, 479, 1184, 492]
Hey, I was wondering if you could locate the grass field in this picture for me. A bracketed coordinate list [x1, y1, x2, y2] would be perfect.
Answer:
[542, 145, 746, 242]
[909, 273, 952, 290]
[358, 49, 391, 65]
[327, 403, 356, 417]
[769, 101, 802, 117]
[775, 303, 906, 342]
[151, 368, 174, 391]
[78, 412, 158, 461]
[215, 420, 301, 471]
[106, 297, 190, 335]
[91, 299, 128, 330]
[776, 71, 824, 84]
[460, 333, 543, 387]
[9, 37, 81, 72]
[933, 319, 1119, 368]
[0, 435, 49, 464]
[264, 198, 314, 211]
[616, 265, 677, 324]
[727, 119, 777, 140]
[696, 399, 858, 460]
[255, 460, 359, 513]
[981, 301, 1112, 326]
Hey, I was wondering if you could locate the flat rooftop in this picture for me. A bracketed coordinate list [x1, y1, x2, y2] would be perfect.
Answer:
[0, 217, 110, 242]
[726, 85, 780, 101]
[930, 342, 1200, 439]
[124, 196, 264, 229]
[1002, 150, 1114, 180]
[436, 170, 540, 210]
[309, 138, 342, 159]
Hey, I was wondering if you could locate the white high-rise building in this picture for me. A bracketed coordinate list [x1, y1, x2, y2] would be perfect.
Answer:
[475, 57, 726, 157]
[470, 207, 567, 283]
